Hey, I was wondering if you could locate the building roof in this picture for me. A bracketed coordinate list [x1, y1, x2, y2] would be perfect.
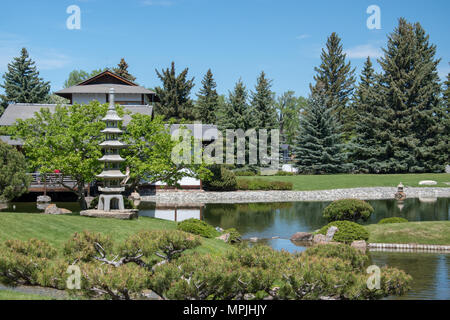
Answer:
[0, 103, 153, 127]
[55, 84, 156, 96]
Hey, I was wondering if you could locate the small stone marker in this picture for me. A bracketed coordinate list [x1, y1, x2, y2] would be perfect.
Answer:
[37, 195, 51, 203]
[325, 226, 339, 242]
[418, 180, 437, 185]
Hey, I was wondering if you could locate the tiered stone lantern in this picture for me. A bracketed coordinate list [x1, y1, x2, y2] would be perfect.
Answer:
[81, 88, 138, 219]
[96, 88, 127, 211]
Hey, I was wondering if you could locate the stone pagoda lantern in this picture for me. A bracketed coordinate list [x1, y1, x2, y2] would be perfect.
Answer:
[81, 88, 138, 219]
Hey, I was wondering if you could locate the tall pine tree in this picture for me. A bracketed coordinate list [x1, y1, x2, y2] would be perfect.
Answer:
[349, 57, 386, 172]
[375, 18, 446, 172]
[154, 62, 195, 121]
[311, 33, 355, 139]
[293, 84, 348, 174]
[0, 48, 50, 110]
[217, 79, 249, 131]
[249, 71, 277, 130]
[113, 58, 136, 82]
[195, 69, 219, 123]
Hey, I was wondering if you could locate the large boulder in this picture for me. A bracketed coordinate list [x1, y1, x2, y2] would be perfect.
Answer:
[291, 232, 314, 241]
[313, 234, 327, 243]
[216, 233, 230, 243]
[44, 204, 72, 215]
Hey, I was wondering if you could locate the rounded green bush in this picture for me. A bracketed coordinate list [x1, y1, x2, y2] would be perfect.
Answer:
[317, 221, 369, 244]
[323, 199, 374, 222]
[177, 219, 220, 238]
[223, 228, 242, 243]
[203, 165, 237, 191]
[378, 217, 408, 224]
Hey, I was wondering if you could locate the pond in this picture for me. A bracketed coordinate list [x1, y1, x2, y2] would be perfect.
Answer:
[2, 198, 449, 300]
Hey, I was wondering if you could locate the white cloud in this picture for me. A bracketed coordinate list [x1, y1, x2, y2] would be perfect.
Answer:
[296, 34, 311, 40]
[141, 0, 174, 6]
[344, 44, 383, 59]
[0, 33, 70, 72]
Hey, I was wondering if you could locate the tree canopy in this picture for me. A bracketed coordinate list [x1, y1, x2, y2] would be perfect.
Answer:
[0, 141, 30, 201]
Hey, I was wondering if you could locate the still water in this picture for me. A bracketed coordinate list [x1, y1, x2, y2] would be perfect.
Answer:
[2, 198, 449, 300]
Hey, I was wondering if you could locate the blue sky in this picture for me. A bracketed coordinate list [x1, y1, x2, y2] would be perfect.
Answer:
[0, 0, 449, 98]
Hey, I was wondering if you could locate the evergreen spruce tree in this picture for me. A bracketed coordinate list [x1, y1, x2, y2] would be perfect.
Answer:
[195, 69, 219, 123]
[0, 48, 50, 110]
[311, 33, 355, 138]
[293, 84, 348, 174]
[217, 79, 249, 131]
[113, 58, 136, 82]
[249, 71, 277, 130]
[348, 57, 386, 172]
[376, 18, 446, 172]
[154, 62, 195, 121]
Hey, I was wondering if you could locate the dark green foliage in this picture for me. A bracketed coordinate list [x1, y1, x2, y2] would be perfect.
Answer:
[302, 243, 368, 270]
[378, 217, 409, 224]
[203, 165, 238, 191]
[0, 233, 411, 300]
[233, 170, 257, 176]
[276, 171, 295, 176]
[237, 179, 293, 190]
[249, 72, 277, 130]
[177, 218, 219, 238]
[217, 79, 250, 131]
[317, 221, 369, 244]
[348, 57, 384, 172]
[63, 231, 113, 263]
[113, 58, 136, 82]
[195, 69, 219, 123]
[322, 199, 374, 222]
[310, 32, 355, 138]
[364, 18, 447, 173]
[154, 62, 195, 121]
[293, 86, 348, 174]
[0, 140, 30, 201]
[0, 48, 50, 109]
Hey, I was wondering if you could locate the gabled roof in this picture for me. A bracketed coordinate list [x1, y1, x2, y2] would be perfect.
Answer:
[79, 70, 137, 86]
[54, 70, 157, 99]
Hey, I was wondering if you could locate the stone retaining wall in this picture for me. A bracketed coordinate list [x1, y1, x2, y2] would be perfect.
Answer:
[368, 243, 450, 252]
[141, 187, 450, 204]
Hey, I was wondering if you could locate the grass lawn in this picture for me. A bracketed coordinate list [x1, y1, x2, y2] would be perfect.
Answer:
[238, 173, 450, 191]
[366, 221, 450, 245]
[0, 212, 231, 255]
[0, 289, 54, 300]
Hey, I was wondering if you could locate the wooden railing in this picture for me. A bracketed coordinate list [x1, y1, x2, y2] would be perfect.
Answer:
[27, 173, 88, 194]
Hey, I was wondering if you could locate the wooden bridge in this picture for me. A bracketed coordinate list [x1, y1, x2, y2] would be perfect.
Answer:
[27, 173, 89, 193]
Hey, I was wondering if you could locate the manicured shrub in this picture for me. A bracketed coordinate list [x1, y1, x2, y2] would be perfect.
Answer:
[237, 179, 293, 190]
[378, 217, 409, 224]
[276, 171, 295, 176]
[317, 221, 369, 244]
[322, 199, 374, 222]
[177, 218, 220, 238]
[203, 165, 237, 191]
[234, 170, 257, 176]
[302, 243, 368, 270]
[63, 231, 113, 263]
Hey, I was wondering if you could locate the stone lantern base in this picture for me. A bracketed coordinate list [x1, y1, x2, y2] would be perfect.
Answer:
[80, 209, 139, 220]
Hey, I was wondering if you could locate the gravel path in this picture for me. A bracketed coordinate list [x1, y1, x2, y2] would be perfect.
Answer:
[141, 187, 450, 204]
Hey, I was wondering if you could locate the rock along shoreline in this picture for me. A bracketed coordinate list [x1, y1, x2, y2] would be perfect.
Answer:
[141, 187, 450, 204]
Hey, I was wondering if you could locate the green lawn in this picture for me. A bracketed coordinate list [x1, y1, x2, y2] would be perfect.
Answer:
[0, 289, 54, 300]
[238, 173, 450, 191]
[0, 212, 231, 255]
[366, 221, 450, 245]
